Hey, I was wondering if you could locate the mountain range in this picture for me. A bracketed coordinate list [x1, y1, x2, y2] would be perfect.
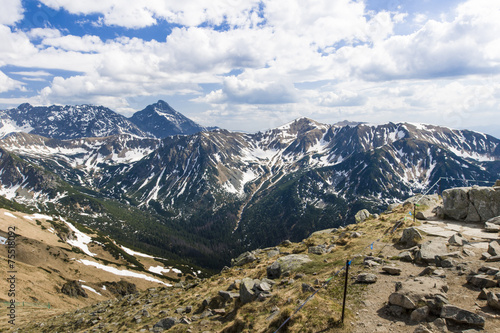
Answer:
[0, 101, 499, 270]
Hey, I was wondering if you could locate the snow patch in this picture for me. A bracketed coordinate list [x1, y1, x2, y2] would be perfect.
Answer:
[63, 219, 96, 257]
[78, 259, 171, 286]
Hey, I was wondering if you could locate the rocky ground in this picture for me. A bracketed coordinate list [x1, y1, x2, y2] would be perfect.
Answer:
[3, 196, 500, 333]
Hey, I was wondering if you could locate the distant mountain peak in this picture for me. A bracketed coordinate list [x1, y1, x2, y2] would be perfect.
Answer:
[129, 101, 207, 138]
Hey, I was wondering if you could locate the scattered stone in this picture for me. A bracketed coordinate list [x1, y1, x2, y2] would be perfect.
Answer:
[350, 232, 362, 238]
[301, 283, 315, 293]
[355, 209, 371, 223]
[413, 324, 432, 333]
[398, 251, 414, 262]
[218, 290, 239, 301]
[382, 266, 402, 275]
[387, 203, 400, 211]
[440, 305, 485, 327]
[231, 251, 257, 267]
[356, 273, 378, 284]
[400, 227, 423, 247]
[448, 233, 467, 246]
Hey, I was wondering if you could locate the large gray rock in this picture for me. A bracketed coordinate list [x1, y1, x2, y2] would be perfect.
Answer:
[355, 209, 371, 223]
[240, 278, 257, 304]
[400, 227, 423, 247]
[442, 186, 500, 222]
[388, 277, 448, 311]
[356, 273, 378, 284]
[440, 305, 485, 327]
[154, 317, 179, 331]
[466, 274, 498, 289]
[231, 251, 257, 267]
[266, 254, 312, 279]
[416, 239, 448, 264]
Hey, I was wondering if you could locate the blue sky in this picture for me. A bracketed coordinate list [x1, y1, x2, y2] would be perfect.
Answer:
[0, 0, 499, 137]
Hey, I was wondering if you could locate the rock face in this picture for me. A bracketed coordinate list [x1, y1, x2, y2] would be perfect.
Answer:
[61, 280, 88, 298]
[442, 186, 500, 222]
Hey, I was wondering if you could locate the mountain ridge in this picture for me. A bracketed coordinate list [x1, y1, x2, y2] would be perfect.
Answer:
[0, 103, 499, 269]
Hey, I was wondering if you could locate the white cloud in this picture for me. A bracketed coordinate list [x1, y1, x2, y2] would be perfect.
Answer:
[0, 71, 24, 93]
[0, 0, 23, 25]
[201, 75, 298, 104]
[39, 0, 262, 29]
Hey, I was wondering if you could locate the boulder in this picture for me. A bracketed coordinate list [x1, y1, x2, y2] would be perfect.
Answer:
[416, 239, 448, 264]
[231, 251, 257, 267]
[442, 186, 500, 222]
[448, 233, 467, 246]
[388, 277, 448, 311]
[61, 280, 88, 298]
[410, 306, 430, 323]
[240, 278, 257, 304]
[153, 317, 179, 331]
[440, 305, 485, 327]
[486, 290, 500, 310]
[416, 212, 427, 220]
[266, 254, 312, 279]
[488, 240, 500, 257]
[382, 266, 402, 275]
[355, 209, 371, 223]
[466, 274, 498, 289]
[398, 251, 414, 262]
[400, 227, 423, 247]
[308, 245, 327, 255]
[485, 222, 500, 232]
[356, 273, 377, 284]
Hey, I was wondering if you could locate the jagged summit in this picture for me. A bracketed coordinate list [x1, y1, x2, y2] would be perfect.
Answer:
[129, 100, 207, 138]
[0, 101, 208, 140]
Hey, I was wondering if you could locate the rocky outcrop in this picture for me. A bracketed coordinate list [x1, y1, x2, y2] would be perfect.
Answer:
[355, 209, 371, 223]
[231, 251, 257, 267]
[61, 280, 88, 298]
[267, 254, 312, 279]
[442, 186, 500, 222]
[103, 280, 137, 297]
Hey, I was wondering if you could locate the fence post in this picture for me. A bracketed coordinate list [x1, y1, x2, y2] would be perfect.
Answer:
[341, 259, 350, 323]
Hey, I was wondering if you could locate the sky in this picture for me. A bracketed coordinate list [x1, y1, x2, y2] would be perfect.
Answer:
[0, 0, 499, 136]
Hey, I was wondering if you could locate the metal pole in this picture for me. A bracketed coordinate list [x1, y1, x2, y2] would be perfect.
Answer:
[341, 259, 350, 323]
[413, 204, 416, 223]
